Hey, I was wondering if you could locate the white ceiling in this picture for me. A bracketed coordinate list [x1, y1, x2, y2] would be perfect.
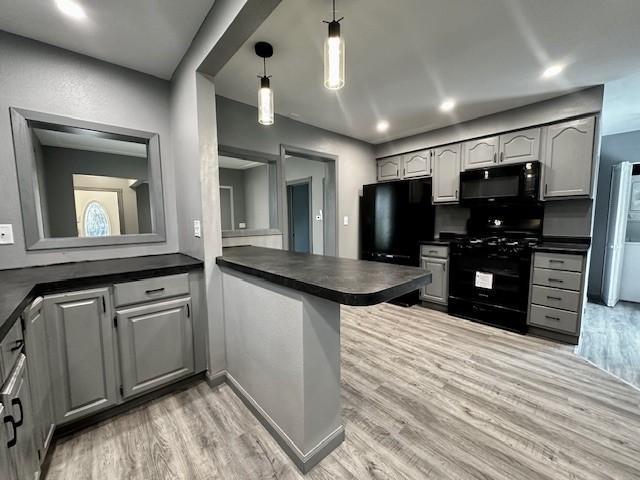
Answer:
[34, 128, 148, 157]
[0, 0, 215, 79]
[214, 0, 640, 144]
[218, 155, 263, 170]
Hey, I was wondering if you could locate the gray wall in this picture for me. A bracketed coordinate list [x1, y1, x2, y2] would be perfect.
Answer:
[216, 95, 376, 259]
[588, 130, 640, 297]
[41, 147, 148, 237]
[0, 31, 178, 269]
[218, 167, 247, 227]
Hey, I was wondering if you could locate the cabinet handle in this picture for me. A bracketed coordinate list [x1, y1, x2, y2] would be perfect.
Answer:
[145, 288, 165, 295]
[549, 259, 565, 263]
[544, 184, 548, 195]
[3, 416, 17, 448]
[428, 250, 439, 254]
[102, 296, 106, 313]
[545, 315, 561, 321]
[548, 278, 563, 283]
[186, 304, 190, 318]
[455, 189, 458, 199]
[500, 152, 504, 163]
[493, 153, 497, 163]
[9, 339, 24, 352]
[11, 398, 23, 427]
[442, 263, 446, 272]
[546, 296, 562, 301]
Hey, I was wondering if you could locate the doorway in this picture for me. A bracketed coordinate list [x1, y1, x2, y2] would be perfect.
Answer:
[287, 179, 312, 253]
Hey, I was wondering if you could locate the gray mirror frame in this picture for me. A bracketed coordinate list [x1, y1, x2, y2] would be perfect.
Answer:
[10, 107, 166, 250]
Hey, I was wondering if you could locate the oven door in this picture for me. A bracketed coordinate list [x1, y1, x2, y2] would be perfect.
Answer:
[459, 162, 540, 204]
[449, 250, 531, 312]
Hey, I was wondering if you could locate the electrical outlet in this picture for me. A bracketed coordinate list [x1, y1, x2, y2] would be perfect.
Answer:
[0, 224, 14, 244]
[239, 222, 247, 229]
[193, 220, 201, 238]
[343, 216, 349, 226]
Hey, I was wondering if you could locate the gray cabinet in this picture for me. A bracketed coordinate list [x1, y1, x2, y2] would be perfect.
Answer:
[44, 288, 118, 425]
[376, 156, 402, 182]
[116, 297, 194, 399]
[420, 257, 449, 305]
[542, 117, 595, 199]
[433, 144, 461, 203]
[499, 127, 541, 165]
[1, 354, 39, 480]
[23, 298, 54, 463]
[403, 150, 431, 178]
[0, 403, 17, 480]
[462, 136, 498, 170]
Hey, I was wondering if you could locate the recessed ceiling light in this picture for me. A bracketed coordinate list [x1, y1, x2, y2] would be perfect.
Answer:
[542, 64, 565, 79]
[376, 120, 390, 133]
[55, 0, 86, 20]
[439, 99, 456, 112]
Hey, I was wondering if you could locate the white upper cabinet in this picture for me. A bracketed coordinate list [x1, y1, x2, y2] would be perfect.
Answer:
[542, 117, 595, 199]
[499, 127, 541, 165]
[377, 156, 402, 182]
[403, 150, 431, 178]
[433, 144, 461, 203]
[462, 136, 499, 170]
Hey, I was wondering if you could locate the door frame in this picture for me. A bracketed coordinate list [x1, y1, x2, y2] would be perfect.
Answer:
[279, 144, 338, 256]
[219, 185, 235, 231]
[286, 177, 313, 253]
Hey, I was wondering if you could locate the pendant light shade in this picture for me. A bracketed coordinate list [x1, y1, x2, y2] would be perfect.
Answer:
[324, 1, 345, 90]
[255, 42, 274, 126]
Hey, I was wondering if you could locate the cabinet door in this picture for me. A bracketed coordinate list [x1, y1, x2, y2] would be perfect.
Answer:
[45, 288, 118, 425]
[420, 257, 449, 305]
[0, 404, 17, 480]
[543, 117, 595, 198]
[377, 156, 401, 182]
[403, 150, 431, 178]
[462, 136, 499, 170]
[116, 297, 194, 399]
[433, 144, 461, 203]
[23, 298, 55, 462]
[499, 127, 541, 165]
[1, 355, 39, 480]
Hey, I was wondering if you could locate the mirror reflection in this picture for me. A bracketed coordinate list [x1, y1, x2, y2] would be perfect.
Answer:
[32, 126, 152, 238]
[219, 155, 279, 232]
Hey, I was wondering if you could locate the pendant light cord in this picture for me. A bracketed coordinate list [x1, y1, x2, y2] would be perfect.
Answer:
[333, 0, 336, 21]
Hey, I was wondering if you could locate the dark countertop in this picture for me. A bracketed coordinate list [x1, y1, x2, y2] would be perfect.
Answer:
[216, 246, 432, 307]
[420, 240, 451, 246]
[534, 237, 591, 254]
[0, 253, 203, 340]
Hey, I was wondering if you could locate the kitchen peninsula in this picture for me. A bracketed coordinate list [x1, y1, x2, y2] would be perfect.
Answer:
[216, 246, 432, 472]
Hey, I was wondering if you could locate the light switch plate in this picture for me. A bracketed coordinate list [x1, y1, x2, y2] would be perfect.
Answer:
[193, 220, 201, 238]
[0, 224, 14, 244]
[239, 222, 246, 229]
[343, 216, 349, 226]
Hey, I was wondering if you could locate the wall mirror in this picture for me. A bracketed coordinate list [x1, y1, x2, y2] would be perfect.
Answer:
[218, 145, 281, 237]
[10, 108, 166, 250]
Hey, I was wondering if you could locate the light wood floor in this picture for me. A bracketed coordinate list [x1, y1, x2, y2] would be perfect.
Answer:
[577, 301, 640, 390]
[46, 304, 640, 479]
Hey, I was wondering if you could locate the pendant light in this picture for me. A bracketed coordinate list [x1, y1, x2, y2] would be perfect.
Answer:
[323, 0, 345, 90]
[255, 42, 274, 125]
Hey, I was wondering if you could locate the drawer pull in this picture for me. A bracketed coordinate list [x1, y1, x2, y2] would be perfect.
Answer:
[428, 250, 439, 254]
[9, 339, 24, 352]
[145, 288, 166, 295]
[11, 398, 23, 427]
[548, 278, 564, 283]
[3, 416, 17, 448]
[546, 296, 562, 301]
[545, 315, 561, 321]
[549, 259, 565, 263]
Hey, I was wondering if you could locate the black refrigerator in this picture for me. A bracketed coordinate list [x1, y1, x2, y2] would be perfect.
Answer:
[360, 178, 436, 305]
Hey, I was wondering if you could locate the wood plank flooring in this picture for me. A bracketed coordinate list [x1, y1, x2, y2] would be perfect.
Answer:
[45, 304, 640, 479]
[576, 301, 640, 390]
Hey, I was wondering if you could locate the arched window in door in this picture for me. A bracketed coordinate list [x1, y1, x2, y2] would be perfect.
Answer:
[83, 201, 111, 237]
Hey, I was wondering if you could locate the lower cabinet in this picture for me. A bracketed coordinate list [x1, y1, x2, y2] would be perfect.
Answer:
[419, 245, 450, 306]
[1, 354, 39, 480]
[44, 288, 119, 425]
[0, 403, 17, 480]
[116, 297, 194, 399]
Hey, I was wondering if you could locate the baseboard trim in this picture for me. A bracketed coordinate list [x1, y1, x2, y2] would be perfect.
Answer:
[207, 370, 344, 473]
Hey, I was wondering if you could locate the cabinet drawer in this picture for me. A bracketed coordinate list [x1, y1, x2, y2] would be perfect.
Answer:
[529, 305, 579, 334]
[533, 268, 582, 291]
[534, 252, 583, 272]
[420, 245, 448, 258]
[531, 286, 580, 312]
[114, 273, 190, 307]
[0, 320, 24, 385]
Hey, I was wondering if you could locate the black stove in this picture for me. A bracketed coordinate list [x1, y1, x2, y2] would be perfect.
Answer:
[448, 204, 544, 333]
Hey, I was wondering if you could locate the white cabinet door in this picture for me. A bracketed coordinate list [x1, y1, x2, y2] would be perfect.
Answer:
[462, 136, 499, 170]
[543, 117, 595, 198]
[499, 127, 541, 165]
[433, 144, 461, 203]
[403, 150, 431, 178]
[377, 156, 401, 182]
[420, 257, 448, 305]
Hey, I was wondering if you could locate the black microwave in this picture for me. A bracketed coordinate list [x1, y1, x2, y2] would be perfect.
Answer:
[459, 161, 541, 205]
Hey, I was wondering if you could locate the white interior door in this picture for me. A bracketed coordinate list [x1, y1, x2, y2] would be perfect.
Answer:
[602, 162, 632, 307]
